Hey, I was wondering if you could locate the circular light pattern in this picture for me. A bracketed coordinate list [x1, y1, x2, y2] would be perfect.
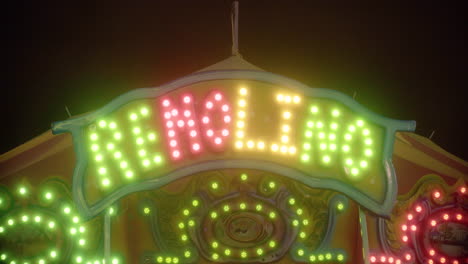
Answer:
[144, 171, 348, 264]
[0, 183, 123, 264]
[389, 185, 468, 264]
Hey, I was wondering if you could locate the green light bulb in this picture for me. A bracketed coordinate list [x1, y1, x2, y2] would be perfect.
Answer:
[269, 240, 276, 248]
[268, 181, 276, 189]
[240, 173, 248, 181]
[301, 154, 310, 162]
[140, 107, 149, 116]
[18, 186, 27, 196]
[210, 212, 218, 219]
[257, 248, 264, 255]
[337, 203, 345, 211]
[148, 133, 156, 141]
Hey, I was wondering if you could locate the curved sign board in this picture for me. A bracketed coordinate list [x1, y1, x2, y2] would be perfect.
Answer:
[52, 70, 415, 219]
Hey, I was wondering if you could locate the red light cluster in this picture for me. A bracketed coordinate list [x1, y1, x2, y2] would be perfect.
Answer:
[161, 95, 203, 160]
[399, 186, 467, 264]
[369, 254, 403, 264]
[160, 91, 231, 160]
[199, 91, 231, 149]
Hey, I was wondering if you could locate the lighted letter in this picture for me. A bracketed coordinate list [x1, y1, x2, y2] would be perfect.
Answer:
[160, 94, 203, 160]
[342, 119, 375, 180]
[88, 104, 165, 187]
[271, 93, 301, 155]
[200, 90, 232, 150]
[234, 87, 300, 155]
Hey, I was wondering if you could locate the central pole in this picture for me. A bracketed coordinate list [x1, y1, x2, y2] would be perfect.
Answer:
[231, 1, 240, 56]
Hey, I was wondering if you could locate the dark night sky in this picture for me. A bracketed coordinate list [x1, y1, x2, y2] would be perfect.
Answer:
[4, 1, 467, 160]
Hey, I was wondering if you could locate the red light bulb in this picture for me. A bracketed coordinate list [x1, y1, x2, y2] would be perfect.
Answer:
[460, 186, 466, 194]
[415, 205, 422, 213]
[407, 214, 413, 220]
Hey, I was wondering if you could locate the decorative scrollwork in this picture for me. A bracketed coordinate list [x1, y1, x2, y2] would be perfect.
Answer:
[140, 169, 348, 263]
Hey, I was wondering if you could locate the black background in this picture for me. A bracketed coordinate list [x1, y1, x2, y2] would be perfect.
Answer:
[4, 1, 467, 160]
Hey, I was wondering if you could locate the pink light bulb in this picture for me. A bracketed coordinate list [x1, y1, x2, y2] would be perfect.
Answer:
[222, 104, 229, 112]
[214, 137, 222, 145]
[214, 93, 222, 101]
[407, 214, 413, 220]
[183, 96, 191, 103]
[202, 116, 209, 124]
[168, 130, 175, 137]
[224, 115, 231, 123]
[162, 99, 170, 107]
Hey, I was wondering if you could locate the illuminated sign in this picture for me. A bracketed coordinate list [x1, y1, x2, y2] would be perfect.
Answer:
[52, 70, 415, 219]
